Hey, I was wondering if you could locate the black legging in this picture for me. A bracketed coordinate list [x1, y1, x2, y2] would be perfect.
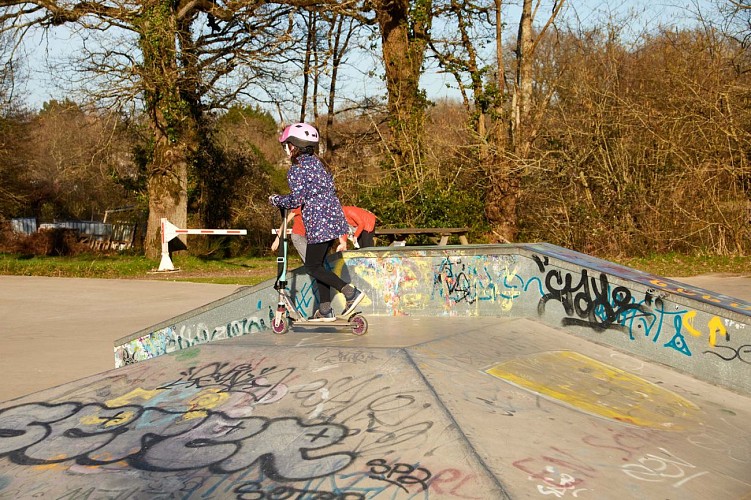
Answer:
[357, 230, 375, 248]
[304, 240, 348, 305]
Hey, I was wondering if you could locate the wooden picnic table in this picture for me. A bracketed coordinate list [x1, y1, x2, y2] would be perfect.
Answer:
[374, 227, 470, 246]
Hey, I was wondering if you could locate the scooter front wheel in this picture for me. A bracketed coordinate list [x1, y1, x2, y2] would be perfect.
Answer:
[272, 316, 289, 335]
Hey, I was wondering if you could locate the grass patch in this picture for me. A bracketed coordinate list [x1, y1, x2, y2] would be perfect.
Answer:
[0, 253, 293, 286]
[0, 253, 154, 278]
[0, 251, 748, 284]
[610, 253, 751, 277]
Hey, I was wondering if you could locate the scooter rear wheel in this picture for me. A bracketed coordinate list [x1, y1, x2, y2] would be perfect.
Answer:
[351, 315, 368, 336]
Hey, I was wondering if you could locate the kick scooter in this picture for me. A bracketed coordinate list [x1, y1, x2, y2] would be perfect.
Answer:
[271, 208, 368, 336]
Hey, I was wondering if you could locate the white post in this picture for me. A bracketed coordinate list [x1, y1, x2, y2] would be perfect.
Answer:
[157, 218, 247, 272]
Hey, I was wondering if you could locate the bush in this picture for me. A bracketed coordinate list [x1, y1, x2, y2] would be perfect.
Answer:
[0, 223, 89, 256]
[357, 177, 488, 244]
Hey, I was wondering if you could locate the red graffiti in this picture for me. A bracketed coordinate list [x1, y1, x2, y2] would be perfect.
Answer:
[429, 468, 483, 499]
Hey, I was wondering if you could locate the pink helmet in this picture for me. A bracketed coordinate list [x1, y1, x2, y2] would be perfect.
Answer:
[278, 123, 319, 148]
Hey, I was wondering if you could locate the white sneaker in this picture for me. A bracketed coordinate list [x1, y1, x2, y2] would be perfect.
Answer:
[309, 309, 337, 322]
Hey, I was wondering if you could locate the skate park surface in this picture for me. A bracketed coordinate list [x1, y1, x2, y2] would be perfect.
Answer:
[1, 243, 751, 499]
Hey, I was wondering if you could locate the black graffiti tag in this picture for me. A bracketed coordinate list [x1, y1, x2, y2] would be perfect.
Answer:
[290, 374, 434, 457]
[0, 402, 354, 480]
[158, 361, 295, 401]
[314, 349, 379, 365]
[234, 481, 365, 500]
[434, 258, 475, 304]
[366, 458, 431, 492]
[537, 266, 653, 333]
[703, 344, 751, 363]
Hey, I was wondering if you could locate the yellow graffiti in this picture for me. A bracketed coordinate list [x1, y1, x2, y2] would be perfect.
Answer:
[649, 280, 726, 305]
[32, 454, 70, 470]
[106, 387, 163, 407]
[707, 316, 727, 346]
[682, 311, 727, 346]
[80, 410, 137, 428]
[183, 388, 230, 420]
[683, 311, 702, 338]
[349, 257, 430, 314]
[496, 266, 521, 312]
[500, 298, 514, 312]
[702, 294, 722, 303]
[486, 351, 699, 430]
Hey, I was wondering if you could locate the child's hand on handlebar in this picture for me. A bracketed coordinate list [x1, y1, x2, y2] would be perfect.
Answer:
[335, 235, 347, 253]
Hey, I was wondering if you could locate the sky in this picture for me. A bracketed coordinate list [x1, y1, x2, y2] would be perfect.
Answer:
[14, 0, 716, 113]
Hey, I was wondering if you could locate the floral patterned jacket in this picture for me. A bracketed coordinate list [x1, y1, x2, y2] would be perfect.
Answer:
[271, 154, 349, 244]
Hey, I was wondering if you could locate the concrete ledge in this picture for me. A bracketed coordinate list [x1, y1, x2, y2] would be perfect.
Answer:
[113, 243, 751, 396]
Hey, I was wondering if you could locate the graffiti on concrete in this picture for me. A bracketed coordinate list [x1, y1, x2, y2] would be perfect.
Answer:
[433, 257, 476, 305]
[115, 315, 268, 367]
[288, 372, 435, 458]
[345, 252, 751, 380]
[315, 349, 380, 365]
[366, 458, 431, 492]
[0, 402, 353, 479]
[533, 258, 654, 334]
[703, 343, 751, 363]
[529, 255, 751, 367]
[0, 352, 493, 498]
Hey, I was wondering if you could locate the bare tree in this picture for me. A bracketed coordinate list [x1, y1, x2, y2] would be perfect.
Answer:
[481, 0, 565, 242]
[429, 0, 497, 138]
[428, 0, 564, 241]
[0, 0, 298, 257]
[321, 13, 361, 152]
[0, 29, 29, 219]
[373, 0, 433, 204]
[25, 100, 138, 221]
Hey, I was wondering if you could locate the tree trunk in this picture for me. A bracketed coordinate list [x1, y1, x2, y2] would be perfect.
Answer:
[376, 0, 431, 186]
[138, 1, 198, 259]
[484, 157, 520, 243]
[512, 0, 534, 155]
[485, 0, 532, 242]
[145, 140, 190, 259]
[493, 0, 508, 149]
[301, 11, 315, 123]
[325, 15, 350, 154]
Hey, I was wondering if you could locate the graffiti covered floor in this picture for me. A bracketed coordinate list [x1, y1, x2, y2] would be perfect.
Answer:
[1, 316, 750, 499]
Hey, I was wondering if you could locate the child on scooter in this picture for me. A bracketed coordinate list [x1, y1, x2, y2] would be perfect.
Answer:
[269, 123, 365, 321]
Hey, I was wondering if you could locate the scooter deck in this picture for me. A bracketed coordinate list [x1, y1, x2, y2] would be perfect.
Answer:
[291, 319, 354, 328]
[289, 311, 364, 329]
[291, 316, 359, 328]
[273, 309, 368, 335]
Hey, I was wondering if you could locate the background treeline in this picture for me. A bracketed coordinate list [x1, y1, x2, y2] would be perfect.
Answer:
[0, 101, 285, 255]
[1, 1, 750, 259]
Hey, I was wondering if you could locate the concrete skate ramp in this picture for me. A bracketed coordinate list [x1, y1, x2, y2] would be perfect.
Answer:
[2, 316, 751, 498]
[114, 243, 751, 396]
[3, 243, 751, 498]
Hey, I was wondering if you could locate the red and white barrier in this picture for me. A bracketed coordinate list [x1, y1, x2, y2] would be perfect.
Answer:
[158, 218, 247, 271]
